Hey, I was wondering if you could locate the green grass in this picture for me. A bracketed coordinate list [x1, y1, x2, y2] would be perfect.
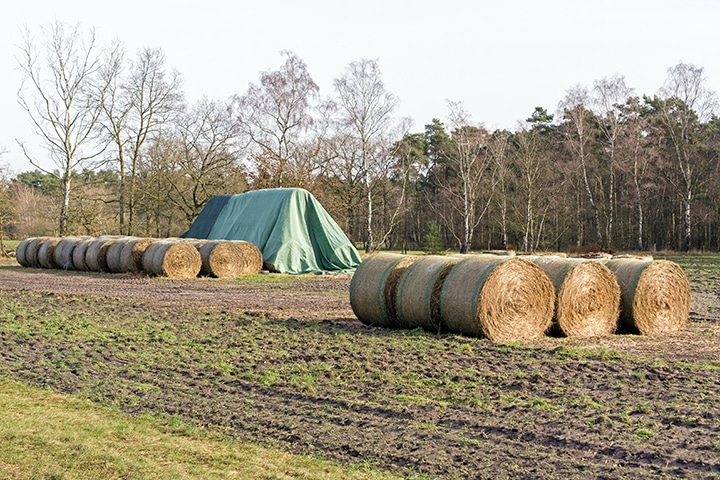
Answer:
[0, 376, 399, 480]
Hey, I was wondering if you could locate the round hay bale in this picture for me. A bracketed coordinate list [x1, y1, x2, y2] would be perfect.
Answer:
[349, 253, 420, 328]
[55, 236, 91, 270]
[529, 256, 620, 338]
[72, 238, 100, 271]
[105, 237, 138, 273]
[603, 258, 690, 336]
[440, 256, 555, 342]
[15, 238, 35, 267]
[24, 237, 52, 268]
[142, 240, 202, 279]
[196, 241, 245, 278]
[81, 235, 124, 272]
[37, 237, 63, 269]
[231, 240, 263, 275]
[395, 255, 461, 332]
[118, 238, 156, 274]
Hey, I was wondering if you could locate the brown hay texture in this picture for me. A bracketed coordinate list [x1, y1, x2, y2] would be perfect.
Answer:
[395, 255, 461, 332]
[195, 241, 245, 278]
[118, 238, 155, 274]
[231, 241, 263, 275]
[603, 258, 691, 336]
[15, 238, 35, 267]
[141, 240, 202, 279]
[528, 256, 620, 338]
[440, 256, 555, 342]
[36, 237, 62, 269]
[24, 237, 52, 268]
[350, 253, 420, 328]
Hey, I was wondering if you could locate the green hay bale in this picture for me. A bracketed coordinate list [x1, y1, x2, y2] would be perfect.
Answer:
[395, 255, 461, 332]
[15, 238, 35, 267]
[36, 237, 63, 269]
[24, 237, 52, 268]
[350, 253, 420, 328]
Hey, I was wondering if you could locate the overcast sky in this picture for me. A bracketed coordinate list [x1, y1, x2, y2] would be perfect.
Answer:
[2, 0, 719, 173]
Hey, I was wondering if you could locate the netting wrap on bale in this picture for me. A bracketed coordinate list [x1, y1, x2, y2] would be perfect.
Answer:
[350, 253, 420, 328]
[37, 237, 62, 269]
[528, 255, 620, 338]
[603, 258, 690, 335]
[141, 240, 202, 279]
[105, 237, 137, 273]
[118, 238, 155, 274]
[24, 237, 52, 268]
[15, 238, 34, 267]
[52, 237, 86, 270]
[395, 255, 461, 332]
[440, 256, 555, 342]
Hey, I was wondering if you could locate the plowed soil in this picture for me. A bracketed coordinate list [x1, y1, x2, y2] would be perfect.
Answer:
[0, 259, 719, 479]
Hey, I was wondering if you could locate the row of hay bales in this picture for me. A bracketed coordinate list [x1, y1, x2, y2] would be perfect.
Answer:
[349, 252, 691, 342]
[15, 236, 263, 279]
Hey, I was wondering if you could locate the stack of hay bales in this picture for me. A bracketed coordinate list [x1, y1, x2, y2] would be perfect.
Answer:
[14, 235, 263, 279]
[350, 252, 691, 342]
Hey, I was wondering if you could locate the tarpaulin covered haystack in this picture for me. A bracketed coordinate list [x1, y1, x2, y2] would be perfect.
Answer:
[182, 188, 361, 274]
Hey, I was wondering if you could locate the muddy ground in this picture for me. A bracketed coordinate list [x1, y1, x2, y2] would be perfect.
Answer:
[0, 261, 719, 479]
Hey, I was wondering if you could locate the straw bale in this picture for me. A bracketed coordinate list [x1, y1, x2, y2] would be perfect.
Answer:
[604, 258, 690, 335]
[118, 238, 156, 274]
[15, 238, 34, 267]
[395, 255, 461, 332]
[350, 253, 420, 328]
[440, 256, 555, 342]
[105, 237, 137, 273]
[529, 256, 620, 338]
[54, 236, 91, 270]
[85, 237, 120, 272]
[142, 240, 202, 279]
[24, 237, 52, 268]
[72, 238, 99, 271]
[231, 241, 263, 275]
[196, 240, 244, 278]
[37, 237, 62, 269]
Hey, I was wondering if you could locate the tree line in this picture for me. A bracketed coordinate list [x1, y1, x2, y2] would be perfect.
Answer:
[1, 21, 719, 254]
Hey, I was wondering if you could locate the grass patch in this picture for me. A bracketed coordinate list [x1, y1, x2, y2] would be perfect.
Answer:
[0, 376, 398, 480]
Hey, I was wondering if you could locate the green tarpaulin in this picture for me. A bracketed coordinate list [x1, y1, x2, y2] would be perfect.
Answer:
[182, 188, 361, 274]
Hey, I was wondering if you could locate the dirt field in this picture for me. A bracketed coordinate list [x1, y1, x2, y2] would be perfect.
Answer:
[0, 258, 719, 479]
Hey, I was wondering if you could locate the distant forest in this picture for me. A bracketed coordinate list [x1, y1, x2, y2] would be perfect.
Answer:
[1, 21, 719, 253]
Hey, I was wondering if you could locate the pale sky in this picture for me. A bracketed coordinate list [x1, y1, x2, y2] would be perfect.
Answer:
[2, 0, 719, 173]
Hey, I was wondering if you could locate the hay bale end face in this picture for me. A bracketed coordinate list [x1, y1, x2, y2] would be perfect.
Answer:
[142, 240, 202, 279]
[395, 255, 461, 332]
[441, 256, 555, 342]
[529, 256, 620, 338]
[604, 258, 690, 335]
[350, 253, 420, 328]
[231, 241, 263, 275]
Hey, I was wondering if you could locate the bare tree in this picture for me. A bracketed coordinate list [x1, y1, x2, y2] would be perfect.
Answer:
[236, 51, 321, 188]
[592, 75, 634, 248]
[559, 86, 603, 247]
[333, 58, 399, 253]
[442, 101, 496, 253]
[166, 97, 246, 226]
[16, 21, 109, 235]
[100, 45, 183, 235]
[650, 62, 718, 251]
